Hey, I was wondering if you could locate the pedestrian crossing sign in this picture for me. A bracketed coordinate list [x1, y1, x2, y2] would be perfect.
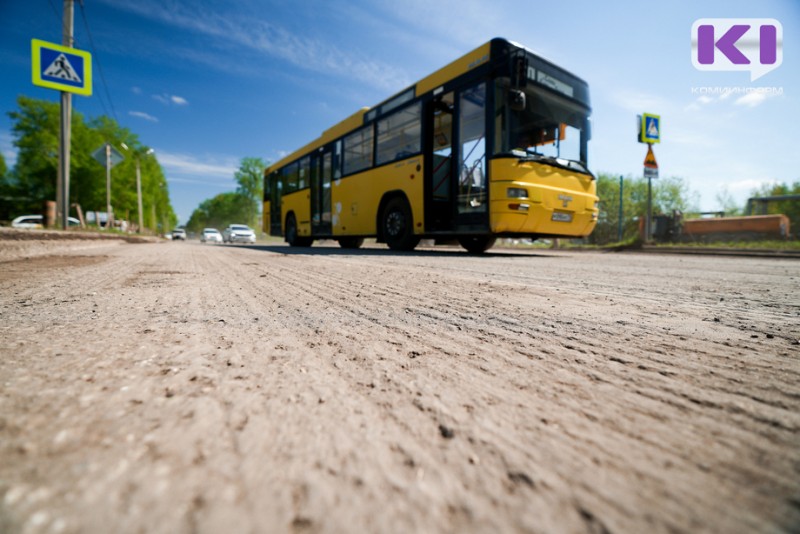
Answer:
[639, 112, 660, 144]
[32, 39, 92, 96]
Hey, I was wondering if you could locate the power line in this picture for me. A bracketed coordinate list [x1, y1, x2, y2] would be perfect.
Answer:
[46, 0, 69, 38]
[77, 0, 119, 123]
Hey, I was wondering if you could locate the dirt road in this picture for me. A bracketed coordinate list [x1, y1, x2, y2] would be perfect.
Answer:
[1, 236, 799, 533]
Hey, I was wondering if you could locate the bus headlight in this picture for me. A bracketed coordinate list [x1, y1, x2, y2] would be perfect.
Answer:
[507, 187, 528, 199]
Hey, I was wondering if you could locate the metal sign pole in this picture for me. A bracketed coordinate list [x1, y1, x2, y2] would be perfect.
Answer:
[646, 168, 652, 241]
[618, 175, 624, 242]
[105, 144, 112, 229]
[136, 157, 144, 233]
[642, 142, 659, 242]
[91, 143, 123, 229]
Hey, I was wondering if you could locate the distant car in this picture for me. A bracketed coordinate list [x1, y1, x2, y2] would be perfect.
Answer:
[223, 224, 256, 244]
[11, 214, 80, 228]
[172, 228, 187, 240]
[201, 228, 223, 243]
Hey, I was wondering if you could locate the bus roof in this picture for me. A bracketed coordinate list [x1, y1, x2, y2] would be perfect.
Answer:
[265, 38, 588, 174]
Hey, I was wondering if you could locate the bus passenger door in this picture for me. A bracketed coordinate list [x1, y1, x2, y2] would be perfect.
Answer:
[269, 173, 282, 236]
[454, 82, 488, 231]
[311, 147, 333, 236]
[424, 91, 455, 232]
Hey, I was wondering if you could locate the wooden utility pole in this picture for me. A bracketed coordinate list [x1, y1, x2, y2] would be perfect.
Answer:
[58, 0, 74, 229]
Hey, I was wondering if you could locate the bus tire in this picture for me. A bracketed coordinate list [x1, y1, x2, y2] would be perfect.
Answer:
[286, 213, 313, 247]
[382, 197, 420, 251]
[458, 236, 496, 254]
[338, 237, 364, 249]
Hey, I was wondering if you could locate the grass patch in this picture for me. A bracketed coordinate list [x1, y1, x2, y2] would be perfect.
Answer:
[498, 237, 799, 251]
[653, 240, 800, 250]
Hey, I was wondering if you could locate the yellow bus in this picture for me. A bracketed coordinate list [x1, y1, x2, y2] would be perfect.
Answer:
[263, 38, 598, 253]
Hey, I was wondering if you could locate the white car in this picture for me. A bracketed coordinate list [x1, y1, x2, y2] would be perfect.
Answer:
[201, 228, 223, 243]
[223, 224, 256, 244]
[171, 228, 187, 240]
[11, 214, 80, 228]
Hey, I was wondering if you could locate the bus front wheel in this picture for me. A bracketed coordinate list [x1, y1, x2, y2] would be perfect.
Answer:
[286, 213, 313, 247]
[458, 236, 496, 254]
[382, 197, 420, 251]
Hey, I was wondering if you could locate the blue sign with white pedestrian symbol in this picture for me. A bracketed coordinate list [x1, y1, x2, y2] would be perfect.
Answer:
[31, 39, 92, 96]
[639, 113, 661, 144]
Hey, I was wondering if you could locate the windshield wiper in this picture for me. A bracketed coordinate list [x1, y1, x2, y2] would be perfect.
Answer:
[517, 151, 592, 176]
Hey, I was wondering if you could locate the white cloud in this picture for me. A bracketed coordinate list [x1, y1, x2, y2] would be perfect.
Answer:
[156, 150, 238, 181]
[129, 110, 159, 122]
[669, 129, 719, 148]
[685, 87, 781, 111]
[684, 96, 710, 112]
[131, 86, 142, 95]
[168, 177, 235, 188]
[610, 89, 671, 115]
[98, 0, 409, 92]
[153, 93, 190, 106]
[726, 178, 777, 192]
[734, 92, 768, 108]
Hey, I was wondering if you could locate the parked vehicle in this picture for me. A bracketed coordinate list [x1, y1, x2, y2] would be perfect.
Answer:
[201, 228, 223, 243]
[11, 215, 80, 228]
[172, 228, 187, 240]
[223, 224, 256, 244]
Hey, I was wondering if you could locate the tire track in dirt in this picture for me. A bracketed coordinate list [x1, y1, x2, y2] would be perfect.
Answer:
[1, 241, 798, 533]
[218, 247, 800, 532]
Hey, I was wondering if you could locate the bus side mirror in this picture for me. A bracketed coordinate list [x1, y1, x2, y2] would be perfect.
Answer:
[512, 56, 528, 88]
[510, 90, 526, 111]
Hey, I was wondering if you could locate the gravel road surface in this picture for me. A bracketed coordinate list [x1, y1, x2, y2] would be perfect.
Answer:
[1, 235, 798, 533]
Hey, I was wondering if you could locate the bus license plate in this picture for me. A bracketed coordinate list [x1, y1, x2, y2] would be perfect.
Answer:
[552, 212, 572, 222]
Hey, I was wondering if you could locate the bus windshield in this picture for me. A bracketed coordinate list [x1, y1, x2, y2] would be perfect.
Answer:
[494, 79, 591, 173]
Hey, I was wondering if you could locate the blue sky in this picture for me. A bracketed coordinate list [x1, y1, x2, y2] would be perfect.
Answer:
[1, 0, 798, 224]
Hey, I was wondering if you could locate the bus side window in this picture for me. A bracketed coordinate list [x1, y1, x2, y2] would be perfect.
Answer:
[283, 162, 298, 193]
[343, 126, 374, 175]
[376, 102, 421, 166]
[299, 157, 310, 189]
[334, 140, 342, 181]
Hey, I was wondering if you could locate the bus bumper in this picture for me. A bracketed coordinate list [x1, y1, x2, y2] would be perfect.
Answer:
[490, 188, 598, 237]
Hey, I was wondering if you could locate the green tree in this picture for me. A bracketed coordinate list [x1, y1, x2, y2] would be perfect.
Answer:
[7, 96, 63, 204]
[0, 152, 6, 180]
[87, 115, 138, 221]
[749, 181, 800, 238]
[185, 192, 252, 233]
[715, 188, 744, 217]
[592, 173, 698, 244]
[6, 96, 176, 231]
[126, 147, 176, 233]
[186, 157, 269, 233]
[234, 157, 267, 228]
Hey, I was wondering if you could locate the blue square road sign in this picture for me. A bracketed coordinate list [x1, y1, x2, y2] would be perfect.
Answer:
[32, 39, 92, 96]
[640, 113, 660, 144]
